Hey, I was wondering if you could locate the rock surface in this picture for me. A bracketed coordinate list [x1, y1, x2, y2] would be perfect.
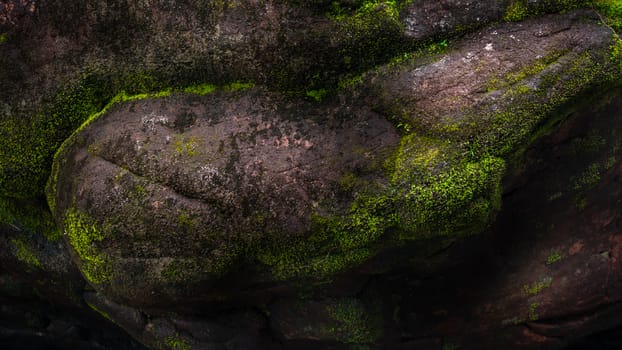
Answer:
[2, 0, 622, 349]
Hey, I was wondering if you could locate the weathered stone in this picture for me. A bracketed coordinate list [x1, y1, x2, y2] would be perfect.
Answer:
[2, 0, 622, 349]
[48, 90, 399, 306]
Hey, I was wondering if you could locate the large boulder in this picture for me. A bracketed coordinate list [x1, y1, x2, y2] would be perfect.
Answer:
[2, 0, 622, 349]
[48, 89, 400, 306]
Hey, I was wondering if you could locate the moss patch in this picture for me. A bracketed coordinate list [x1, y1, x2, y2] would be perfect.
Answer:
[0, 197, 62, 241]
[9, 237, 42, 269]
[523, 277, 553, 295]
[593, 0, 622, 31]
[546, 251, 563, 265]
[326, 298, 382, 344]
[165, 334, 191, 350]
[63, 207, 111, 284]
[259, 146, 504, 280]
[504, 0, 529, 22]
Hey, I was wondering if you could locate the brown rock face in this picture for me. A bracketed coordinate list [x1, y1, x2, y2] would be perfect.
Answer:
[50, 90, 399, 307]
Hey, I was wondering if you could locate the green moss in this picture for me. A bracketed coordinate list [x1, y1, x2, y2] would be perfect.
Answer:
[571, 163, 602, 190]
[86, 301, 114, 323]
[610, 35, 622, 73]
[176, 210, 195, 229]
[528, 302, 540, 321]
[487, 52, 563, 92]
[394, 155, 505, 239]
[504, 1, 528, 22]
[274, 0, 407, 93]
[502, 0, 588, 23]
[593, 0, 622, 31]
[523, 277, 553, 295]
[606, 155, 617, 169]
[306, 88, 328, 101]
[259, 147, 504, 280]
[546, 251, 562, 265]
[575, 196, 588, 210]
[182, 83, 217, 95]
[63, 207, 111, 284]
[174, 136, 199, 157]
[1, 75, 115, 199]
[9, 237, 42, 268]
[326, 298, 381, 344]
[468, 48, 618, 160]
[0, 197, 62, 241]
[0, 33, 7, 44]
[165, 334, 191, 350]
[134, 184, 147, 197]
[222, 81, 255, 92]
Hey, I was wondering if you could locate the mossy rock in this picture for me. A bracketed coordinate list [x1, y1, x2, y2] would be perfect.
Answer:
[0, 196, 85, 305]
[44, 8, 622, 308]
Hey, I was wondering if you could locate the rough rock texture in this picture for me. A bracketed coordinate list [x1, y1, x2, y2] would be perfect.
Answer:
[2, 0, 622, 349]
[49, 90, 400, 307]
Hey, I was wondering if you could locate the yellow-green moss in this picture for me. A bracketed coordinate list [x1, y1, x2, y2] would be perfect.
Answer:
[470, 47, 619, 161]
[174, 136, 199, 157]
[273, 0, 407, 94]
[259, 150, 504, 280]
[504, 0, 528, 22]
[326, 298, 382, 344]
[63, 207, 111, 284]
[523, 277, 553, 295]
[571, 163, 602, 190]
[86, 300, 115, 323]
[0, 197, 62, 241]
[182, 83, 217, 95]
[176, 210, 196, 229]
[528, 302, 540, 321]
[165, 334, 191, 350]
[222, 81, 255, 92]
[593, 0, 622, 31]
[503, 0, 588, 23]
[9, 237, 42, 268]
[546, 251, 563, 265]
[487, 51, 563, 92]
[306, 88, 328, 101]
[0, 33, 7, 44]
[394, 156, 505, 239]
[1, 75, 115, 199]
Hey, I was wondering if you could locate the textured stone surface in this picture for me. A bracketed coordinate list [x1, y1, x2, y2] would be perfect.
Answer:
[1, 0, 622, 349]
[49, 90, 399, 306]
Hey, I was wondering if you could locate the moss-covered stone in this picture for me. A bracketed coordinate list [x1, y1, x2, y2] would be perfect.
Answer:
[63, 207, 111, 285]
